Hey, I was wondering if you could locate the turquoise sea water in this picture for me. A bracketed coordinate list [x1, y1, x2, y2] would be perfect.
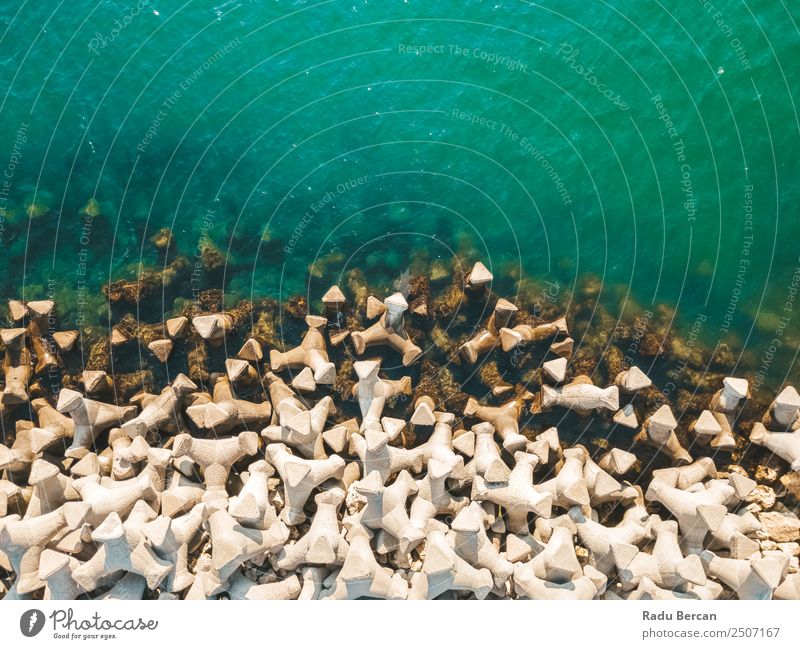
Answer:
[0, 1, 798, 385]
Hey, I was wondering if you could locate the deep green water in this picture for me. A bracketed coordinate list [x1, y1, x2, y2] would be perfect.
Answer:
[0, 1, 799, 386]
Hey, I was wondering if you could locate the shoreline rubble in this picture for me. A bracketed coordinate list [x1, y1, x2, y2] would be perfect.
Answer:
[0, 263, 798, 601]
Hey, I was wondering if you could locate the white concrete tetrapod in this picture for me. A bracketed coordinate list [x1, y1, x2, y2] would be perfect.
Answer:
[108, 428, 150, 480]
[38, 549, 85, 600]
[320, 525, 408, 600]
[0, 428, 34, 478]
[690, 409, 736, 450]
[321, 285, 346, 316]
[613, 404, 639, 429]
[265, 443, 345, 525]
[182, 552, 222, 600]
[52, 329, 79, 353]
[541, 376, 618, 413]
[412, 411, 466, 479]
[355, 469, 423, 555]
[651, 457, 717, 490]
[121, 500, 159, 548]
[350, 428, 424, 484]
[626, 576, 719, 601]
[648, 516, 708, 591]
[709, 511, 761, 559]
[28, 398, 74, 453]
[597, 447, 638, 476]
[71, 512, 172, 592]
[408, 526, 493, 600]
[56, 389, 137, 459]
[172, 431, 259, 504]
[646, 476, 734, 554]
[225, 358, 258, 385]
[615, 366, 652, 393]
[82, 370, 112, 395]
[94, 573, 148, 600]
[514, 526, 606, 599]
[263, 371, 314, 442]
[147, 339, 173, 363]
[459, 298, 518, 364]
[275, 487, 348, 571]
[227, 460, 277, 529]
[298, 566, 329, 600]
[192, 313, 233, 344]
[26, 299, 54, 323]
[471, 452, 553, 534]
[409, 459, 469, 534]
[543, 358, 568, 383]
[141, 503, 206, 593]
[700, 550, 787, 600]
[165, 316, 189, 339]
[769, 386, 800, 429]
[351, 359, 411, 431]
[527, 525, 583, 583]
[121, 373, 197, 438]
[450, 502, 514, 592]
[0, 506, 77, 594]
[513, 563, 606, 600]
[1, 331, 32, 405]
[205, 506, 289, 586]
[569, 495, 651, 579]
[7, 300, 28, 322]
[464, 396, 527, 453]
[464, 260, 493, 291]
[261, 387, 335, 460]
[750, 422, 800, 470]
[463, 422, 512, 485]
[237, 337, 263, 362]
[635, 404, 692, 465]
[538, 447, 591, 510]
[226, 572, 301, 600]
[499, 317, 568, 352]
[269, 315, 336, 385]
[710, 377, 749, 413]
[185, 377, 271, 434]
[65, 453, 167, 529]
[351, 293, 422, 366]
[583, 452, 636, 506]
[24, 459, 78, 518]
[160, 471, 205, 519]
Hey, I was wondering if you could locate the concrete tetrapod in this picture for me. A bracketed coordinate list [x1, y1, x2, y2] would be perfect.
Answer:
[541, 376, 619, 413]
[351, 293, 422, 366]
[274, 487, 349, 571]
[320, 525, 408, 600]
[471, 452, 553, 534]
[121, 374, 197, 438]
[408, 524, 493, 600]
[464, 396, 528, 454]
[56, 389, 137, 459]
[269, 315, 336, 385]
[354, 469, 424, 555]
[265, 443, 345, 525]
[172, 431, 259, 505]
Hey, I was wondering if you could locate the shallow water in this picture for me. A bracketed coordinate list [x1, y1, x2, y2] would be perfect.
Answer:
[0, 1, 798, 387]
